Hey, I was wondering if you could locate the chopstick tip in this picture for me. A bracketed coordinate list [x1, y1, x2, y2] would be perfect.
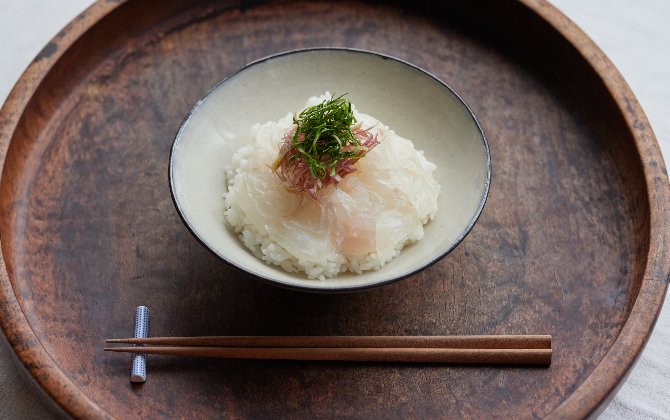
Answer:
[106, 338, 130, 343]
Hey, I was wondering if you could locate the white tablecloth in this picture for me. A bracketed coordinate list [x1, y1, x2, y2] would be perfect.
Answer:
[0, 1, 668, 418]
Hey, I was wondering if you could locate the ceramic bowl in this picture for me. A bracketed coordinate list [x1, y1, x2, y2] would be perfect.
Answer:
[169, 48, 490, 292]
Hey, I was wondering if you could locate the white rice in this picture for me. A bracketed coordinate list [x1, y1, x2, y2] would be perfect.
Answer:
[223, 94, 440, 280]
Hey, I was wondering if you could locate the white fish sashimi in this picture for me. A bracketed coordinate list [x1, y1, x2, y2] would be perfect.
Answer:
[338, 167, 425, 263]
[270, 198, 339, 264]
[326, 184, 377, 257]
[356, 114, 440, 224]
[223, 95, 440, 279]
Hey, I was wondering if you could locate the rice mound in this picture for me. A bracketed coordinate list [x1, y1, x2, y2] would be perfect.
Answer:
[223, 94, 440, 280]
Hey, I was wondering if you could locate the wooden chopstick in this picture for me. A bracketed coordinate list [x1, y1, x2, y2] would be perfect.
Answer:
[106, 335, 551, 349]
[104, 346, 551, 365]
[104, 335, 552, 365]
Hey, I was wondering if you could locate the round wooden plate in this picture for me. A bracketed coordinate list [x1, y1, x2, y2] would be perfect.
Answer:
[0, 0, 668, 418]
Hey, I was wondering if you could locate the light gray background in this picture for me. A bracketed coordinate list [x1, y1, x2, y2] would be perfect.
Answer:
[0, 1, 668, 418]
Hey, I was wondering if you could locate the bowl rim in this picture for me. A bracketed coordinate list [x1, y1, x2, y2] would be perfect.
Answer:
[168, 46, 491, 293]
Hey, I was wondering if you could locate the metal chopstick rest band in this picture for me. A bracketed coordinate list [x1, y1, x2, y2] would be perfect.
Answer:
[131, 306, 149, 383]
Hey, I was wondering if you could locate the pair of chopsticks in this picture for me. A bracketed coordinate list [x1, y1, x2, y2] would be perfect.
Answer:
[105, 335, 552, 366]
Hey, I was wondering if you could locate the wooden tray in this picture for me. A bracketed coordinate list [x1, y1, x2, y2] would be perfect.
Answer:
[1, 0, 668, 418]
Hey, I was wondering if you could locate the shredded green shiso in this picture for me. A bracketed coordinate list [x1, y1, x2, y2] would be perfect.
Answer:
[289, 94, 362, 178]
[272, 94, 379, 198]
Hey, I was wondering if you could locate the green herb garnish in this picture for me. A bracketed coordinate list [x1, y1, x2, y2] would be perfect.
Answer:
[290, 94, 362, 178]
[272, 94, 379, 197]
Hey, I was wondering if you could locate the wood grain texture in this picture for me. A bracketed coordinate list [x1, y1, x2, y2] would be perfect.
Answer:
[0, 0, 668, 418]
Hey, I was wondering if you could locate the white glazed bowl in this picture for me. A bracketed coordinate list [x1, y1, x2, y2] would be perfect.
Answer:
[169, 48, 490, 292]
